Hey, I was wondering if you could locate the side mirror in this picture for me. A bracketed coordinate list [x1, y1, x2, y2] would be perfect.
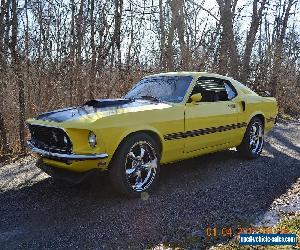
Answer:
[190, 93, 202, 103]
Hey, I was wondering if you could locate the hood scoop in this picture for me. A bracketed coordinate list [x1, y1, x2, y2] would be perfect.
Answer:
[84, 98, 132, 108]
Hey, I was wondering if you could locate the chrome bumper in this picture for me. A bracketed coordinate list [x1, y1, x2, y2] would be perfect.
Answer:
[27, 140, 108, 160]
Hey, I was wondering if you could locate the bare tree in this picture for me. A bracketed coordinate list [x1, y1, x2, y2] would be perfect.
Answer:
[159, 0, 166, 69]
[241, 0, 268, 83]
[89, 0, 96, 99]
[114, 0, 123, 71]
[165, 1, 176, 71]
[0, 0, 10, 68]
[269, 0, 297, 96]
[0, 111, 9, 154]
[10, 0, 26, 152]
[216, 0, 240, 79]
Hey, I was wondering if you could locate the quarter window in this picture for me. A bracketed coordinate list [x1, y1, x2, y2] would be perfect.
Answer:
[224, 82, 237, 100]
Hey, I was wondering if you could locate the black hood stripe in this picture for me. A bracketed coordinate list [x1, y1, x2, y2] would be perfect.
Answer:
[36, 99, 157, 123]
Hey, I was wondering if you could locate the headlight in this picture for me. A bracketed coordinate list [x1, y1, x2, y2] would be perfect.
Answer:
[88, 131, 97, 147]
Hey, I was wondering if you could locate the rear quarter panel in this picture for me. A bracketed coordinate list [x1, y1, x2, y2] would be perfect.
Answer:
[239, 94, 278, 133]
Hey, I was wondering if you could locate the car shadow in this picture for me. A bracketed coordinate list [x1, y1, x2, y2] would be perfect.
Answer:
[0, 124, 299, 249]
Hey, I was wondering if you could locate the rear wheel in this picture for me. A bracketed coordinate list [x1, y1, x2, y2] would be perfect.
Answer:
[237, 117, 264, 159]
[109, 133, 160, 197]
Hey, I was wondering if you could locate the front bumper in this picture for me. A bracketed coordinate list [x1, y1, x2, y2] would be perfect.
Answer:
[27, 140, 108, 160]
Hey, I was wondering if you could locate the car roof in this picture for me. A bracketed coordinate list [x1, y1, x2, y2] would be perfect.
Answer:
[145, 71, 257, 95]
[146, 71, 236, 82]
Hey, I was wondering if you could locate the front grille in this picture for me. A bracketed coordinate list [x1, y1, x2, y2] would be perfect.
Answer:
[28, 124, 72, 153]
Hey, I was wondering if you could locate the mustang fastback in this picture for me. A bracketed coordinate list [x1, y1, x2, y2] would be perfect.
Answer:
[27, 72, 278, 196]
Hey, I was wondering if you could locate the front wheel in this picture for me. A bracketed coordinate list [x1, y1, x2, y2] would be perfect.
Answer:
[109, 133, 160, 197]
[237, 117, 264, 159]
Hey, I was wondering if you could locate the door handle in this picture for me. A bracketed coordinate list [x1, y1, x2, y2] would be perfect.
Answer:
[228, 103, 236, 108]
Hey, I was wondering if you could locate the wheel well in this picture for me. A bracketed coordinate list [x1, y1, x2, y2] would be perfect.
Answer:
[252, 114, 265, 128]
[119, 130, 163, 155]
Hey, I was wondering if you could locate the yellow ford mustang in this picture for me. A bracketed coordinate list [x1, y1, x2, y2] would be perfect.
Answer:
[27, 72, 278, 196]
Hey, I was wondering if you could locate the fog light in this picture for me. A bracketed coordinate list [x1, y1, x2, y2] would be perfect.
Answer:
[88, 131, 97, 147]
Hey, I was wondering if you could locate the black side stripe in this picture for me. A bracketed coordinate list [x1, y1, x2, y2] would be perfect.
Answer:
[163, 122, 247, 141]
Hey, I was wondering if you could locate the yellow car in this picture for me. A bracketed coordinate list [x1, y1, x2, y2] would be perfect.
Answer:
[27, 72, 278, 196]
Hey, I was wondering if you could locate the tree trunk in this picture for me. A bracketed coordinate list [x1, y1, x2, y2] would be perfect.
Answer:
[159, 0, 166, 69]
[173, 0, 189, 70]
[126, 2, 134, 71]
[76, 0, 84, 66]
[0, 111, 9, 154]
[11, 0, 26, 152]
[114, 0, 123, 71]
[0, 0, 6, 67]
[76, 0, 85, 103]
[0, 0, 10, 69]
[69, 0, 76, 105]
[24, 0, 29, 66]
[89, 0, 96, 99]
[270, 0, 295, 96]
[240, 0, 267, 83]
[217, 0, 240, 79]
[165, 1, 176, 71]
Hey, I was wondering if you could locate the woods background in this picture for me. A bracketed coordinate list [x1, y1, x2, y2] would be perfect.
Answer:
[0, 0, 299, 156]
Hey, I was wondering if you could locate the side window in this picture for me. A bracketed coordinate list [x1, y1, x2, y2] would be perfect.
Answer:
[190, 77, 229, 102]
[224, 81, 237, 100]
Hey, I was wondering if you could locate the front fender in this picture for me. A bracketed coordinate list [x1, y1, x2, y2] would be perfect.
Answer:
[107, 125, 164, 160]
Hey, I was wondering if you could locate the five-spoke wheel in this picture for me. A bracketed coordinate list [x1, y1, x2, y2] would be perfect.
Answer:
[125, 141, 158, 192]
[109, 133, 160, 197]
[237, 117, 264, 159]
[249, 121, 263, 154]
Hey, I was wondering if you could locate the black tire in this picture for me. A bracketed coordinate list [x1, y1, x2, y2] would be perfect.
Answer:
[109, 133, 160, 197]
[237, 117, 264, 159]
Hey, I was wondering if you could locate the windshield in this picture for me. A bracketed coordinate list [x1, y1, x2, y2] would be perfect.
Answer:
[124, 76, 193, 103]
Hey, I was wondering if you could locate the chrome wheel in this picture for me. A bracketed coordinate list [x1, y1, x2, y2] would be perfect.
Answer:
[249, 121, 263, 154]
[125, 141, 158, 192]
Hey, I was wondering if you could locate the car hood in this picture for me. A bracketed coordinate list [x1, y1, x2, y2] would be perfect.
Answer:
[34, 98, 172, 123]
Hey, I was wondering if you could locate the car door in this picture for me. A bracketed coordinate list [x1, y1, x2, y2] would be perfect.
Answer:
[184, 77, 239, 153]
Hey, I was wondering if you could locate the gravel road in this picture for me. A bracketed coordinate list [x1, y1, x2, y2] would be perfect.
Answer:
[0, 120, 299, 249]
